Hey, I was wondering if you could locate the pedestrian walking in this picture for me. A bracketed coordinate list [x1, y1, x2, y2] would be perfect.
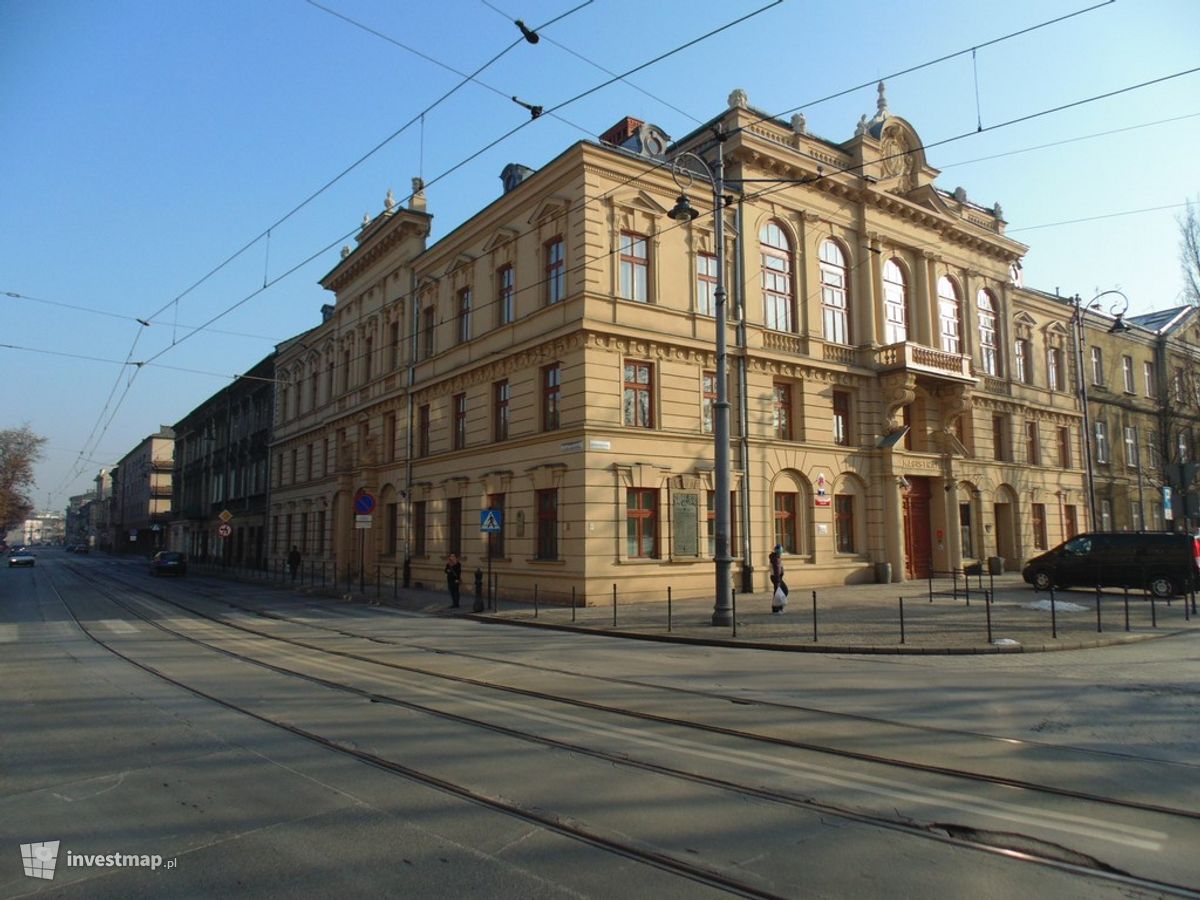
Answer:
[287, 545, 302, 581]
[769, 544, 788, 614]
[445, 553, 462, 607]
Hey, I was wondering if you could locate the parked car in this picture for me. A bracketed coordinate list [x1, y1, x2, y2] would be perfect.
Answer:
[1022, 532, 1200, 598]
[149, 551, 187, 576]
[8, 549, 35, 568]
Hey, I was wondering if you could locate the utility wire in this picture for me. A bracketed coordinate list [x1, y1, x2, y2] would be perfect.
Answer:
[0, 343, 284, 383]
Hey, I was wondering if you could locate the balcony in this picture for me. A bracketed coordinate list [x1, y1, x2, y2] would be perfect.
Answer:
[873, 342, 975, 384]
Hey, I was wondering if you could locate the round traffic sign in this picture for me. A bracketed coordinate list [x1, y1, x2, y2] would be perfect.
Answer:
[354, 490, 377, 515]
[217, 523, 232, 538]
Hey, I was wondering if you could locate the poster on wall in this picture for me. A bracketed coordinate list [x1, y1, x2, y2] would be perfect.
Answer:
[814, 472, 831, 508]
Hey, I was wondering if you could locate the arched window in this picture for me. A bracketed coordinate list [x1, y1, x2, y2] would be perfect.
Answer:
[977, 289, 999, 376]
[937, 277, 962, 353]
[819, 240, 849, 345]
[883, 258, 908, 344]
[760, 222, 792, 332]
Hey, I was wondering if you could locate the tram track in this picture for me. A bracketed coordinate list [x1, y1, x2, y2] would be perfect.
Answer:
[72, 562, 1200, 823]
[44, 565, 1200, 897]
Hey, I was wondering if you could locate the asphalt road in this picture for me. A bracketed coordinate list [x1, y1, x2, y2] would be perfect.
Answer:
[2, 550, 1198, 899]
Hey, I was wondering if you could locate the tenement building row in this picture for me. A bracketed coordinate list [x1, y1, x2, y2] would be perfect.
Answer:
[262, 84, 1154, 604]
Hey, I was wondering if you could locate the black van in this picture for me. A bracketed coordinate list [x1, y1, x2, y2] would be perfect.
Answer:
[1022, 532, 1200, 598]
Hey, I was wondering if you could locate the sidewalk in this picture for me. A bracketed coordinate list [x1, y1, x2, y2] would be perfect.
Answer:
[287, 569, 1200, 655]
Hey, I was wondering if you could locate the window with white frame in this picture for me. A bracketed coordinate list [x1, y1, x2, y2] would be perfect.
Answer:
[619, 231, 649, 302]
[1014, 338, 1033, 384]
[761, 222, 793, 331]
[696, 253, 717, 316]
[1094, 420, 1110, 463]
[1122, 355, 1135, 393]
[1100, 498, 1113, 532]
[1047, 346, 1064, 391]
[1178, 429, 1191, 464]
[1124, 425, 1138, 468]
[1090, 346, 1104, 385]
[883, 258, 908, 344]
[1144, 361, 1156, 397]
[977, 290, 999, 376]
[1130, 500, 1143, 531]
[937, 276, 961, 354]
[820, 240, 849, 344]
[1146, 432, 1160, 470]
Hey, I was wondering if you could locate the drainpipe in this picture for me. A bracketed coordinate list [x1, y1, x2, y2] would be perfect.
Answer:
[403, 272, 419, 587]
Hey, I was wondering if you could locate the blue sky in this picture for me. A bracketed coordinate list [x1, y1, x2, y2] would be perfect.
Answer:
[3, 0, 1199, 510]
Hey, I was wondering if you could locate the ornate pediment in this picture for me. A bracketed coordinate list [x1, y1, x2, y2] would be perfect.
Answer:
[482, 227, 519, 253]
[528, 196, 570, 227]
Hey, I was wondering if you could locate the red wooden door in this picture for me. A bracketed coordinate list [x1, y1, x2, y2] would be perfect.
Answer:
[903, 477, 932, 579]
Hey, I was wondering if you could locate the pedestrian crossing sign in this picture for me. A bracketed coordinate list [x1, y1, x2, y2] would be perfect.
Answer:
[480, 509, 503, 532]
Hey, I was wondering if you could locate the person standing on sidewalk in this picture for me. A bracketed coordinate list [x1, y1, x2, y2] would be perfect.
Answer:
[287, 545, 302, 581]
[444, 553, 462, 607]
[769, 544, 788, 614]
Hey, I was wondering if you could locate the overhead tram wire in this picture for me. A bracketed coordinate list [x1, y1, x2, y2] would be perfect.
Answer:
[134, 0, 784, 372]
[478, 0, 705, 125]
[135, 0, 595, 329]
[0, 344, 284, 384]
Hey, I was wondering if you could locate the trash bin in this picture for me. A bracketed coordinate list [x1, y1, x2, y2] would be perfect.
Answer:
[987, 556, 1004, 575]
[875, 562, 892, 584]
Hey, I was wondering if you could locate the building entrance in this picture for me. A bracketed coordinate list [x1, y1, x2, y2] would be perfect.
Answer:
[902, 476, 933, 579]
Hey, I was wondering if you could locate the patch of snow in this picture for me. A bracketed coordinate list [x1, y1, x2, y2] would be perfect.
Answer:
[1026, 599, 1088, 612]
[991, 638, 1022, 646]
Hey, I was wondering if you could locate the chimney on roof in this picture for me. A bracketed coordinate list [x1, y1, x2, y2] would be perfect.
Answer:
[600, 116, 645, 147]
[500, 163, 536, 194]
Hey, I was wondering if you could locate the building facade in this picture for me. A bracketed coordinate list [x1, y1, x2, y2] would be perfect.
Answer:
[112, 427, 175, 555]
[269, 86, 1094, 603]
[170, 356, 275, 565]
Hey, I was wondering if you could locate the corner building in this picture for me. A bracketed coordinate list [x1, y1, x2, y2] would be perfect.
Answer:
[270, 87, 1089, 603]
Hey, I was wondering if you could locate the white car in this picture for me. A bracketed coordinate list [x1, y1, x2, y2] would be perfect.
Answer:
[8, 550, 35, 568]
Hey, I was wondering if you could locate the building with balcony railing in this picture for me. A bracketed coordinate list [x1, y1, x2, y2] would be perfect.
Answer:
[112, 426, 175, 555]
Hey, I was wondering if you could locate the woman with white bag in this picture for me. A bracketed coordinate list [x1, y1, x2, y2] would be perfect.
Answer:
[769, 544, 788, 614]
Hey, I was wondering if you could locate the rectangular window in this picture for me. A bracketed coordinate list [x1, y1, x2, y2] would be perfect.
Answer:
[453, 393, 467, 450]
[696, 253, 717, 316]
[546, 237, 565, 304]
[1058, 426, 1072, 469]
[1122, 356, 1135, 393]
[619, 232, 649, 302]
[486, 493, 505, 559]
[773, 383, 792, 441]
[457, 287, 472, 344]
[389, 321, 400, 369]
[832, 390, 851, 446]
[992, 415, 1007, 462]
[1047, 347, 1063, 392]
[1130, 500, 1143, 532]
[623, 361, 654, 428]
[363, 336, 373, 384]
[1032, 503, 1047, 551]
[422, 307, 436, 359]
[325, 436, 333, 475]
[1124, 425, 1138, 468]
[542, 363, 560, 431]
[300, 512, 308, 554]
[1100, 498, 1113, 532]
[1178, 429, 1190, 464]
[1146, 432, 1160, 470]
[290, 448, 298, 485]
[447, 498, 462, 556]
[959, 503, 973, 557]
[702, 371, 715, 435]
[493, 380, 510, 442]
[1150, 502, 1164, 532]
[1144, 361, 1156, 397]
[773, 493, 798, 555]
[1025, 421, 1040, 465]
[497, 265, 514, 325]
[626, 489, 658, 558]
[536, 489, 558, 560]
[418, 405, 430, 457]
[1091, 346, 1104, 385]
[306, 443, 314, 481]
[384, 413, 396, 462]
[834, 495, 855, 553]
[1014, 339, 1032, 384]
[1174, 369, 1185, 403]
[1095, 420, 1110, 464]
[315, 510, 325, 554]
[1064, 505, 1078, 539]
[413, 501, 427, 557]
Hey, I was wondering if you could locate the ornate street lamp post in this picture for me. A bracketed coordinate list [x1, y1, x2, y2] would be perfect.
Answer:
[669, 128, 733, 625]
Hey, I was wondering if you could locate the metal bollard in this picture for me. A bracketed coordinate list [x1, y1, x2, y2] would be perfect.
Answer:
[473, 569, 484, 613]
[985, 589, 993, 644]
[1124, 586, 1130, 632]
[534, 584, 539, 618]
[612, 584, 617, 627]
[394, 566, 398, 600]
[667, 586, 672, 633]
[928, 570, 934, 603]
[494, 576, 500, 614]
[1095, 585, 1102, 634]
[899, 596, 905, 644]
[376, 565, 381, 600]
[572, 586, 576, 622]
[1151, 592, 1157, 628]
[1050, 585, 1058, 639]
[732, 589, 737, 638]
[812, 590, 818, 643]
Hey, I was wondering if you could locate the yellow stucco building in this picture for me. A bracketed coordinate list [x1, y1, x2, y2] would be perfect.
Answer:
[269, 86, 1093, 603]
